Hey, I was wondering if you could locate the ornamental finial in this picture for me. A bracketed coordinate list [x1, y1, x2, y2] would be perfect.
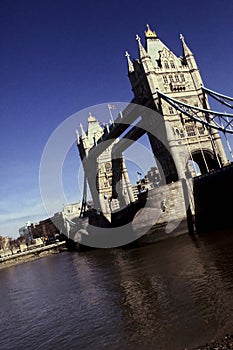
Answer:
[125, 50, 134, 73]
[136, 34, 141, 43]
[145, 24, 157, 38]
[125, 51, 130, 58]
[180, 33, 184, 41]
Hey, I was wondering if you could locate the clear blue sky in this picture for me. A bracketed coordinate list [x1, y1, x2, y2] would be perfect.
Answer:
[1, 0, 233, 238]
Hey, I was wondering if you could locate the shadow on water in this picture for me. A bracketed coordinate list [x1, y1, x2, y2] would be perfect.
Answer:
[69, 229, 233, 350]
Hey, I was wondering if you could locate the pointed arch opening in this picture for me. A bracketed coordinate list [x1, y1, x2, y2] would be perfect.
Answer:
[191, 150, 220, 175]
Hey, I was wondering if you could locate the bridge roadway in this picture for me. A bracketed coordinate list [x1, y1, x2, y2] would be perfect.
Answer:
[88, 103, 153, 160]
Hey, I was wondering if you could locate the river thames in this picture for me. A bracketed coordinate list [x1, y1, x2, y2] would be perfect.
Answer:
[0, 230, 233, 350]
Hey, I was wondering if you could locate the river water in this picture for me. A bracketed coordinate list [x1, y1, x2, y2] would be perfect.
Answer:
[1, 231, 233, 350]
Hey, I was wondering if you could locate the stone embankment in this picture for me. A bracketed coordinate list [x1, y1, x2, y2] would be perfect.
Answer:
[0, 241, 67, 270]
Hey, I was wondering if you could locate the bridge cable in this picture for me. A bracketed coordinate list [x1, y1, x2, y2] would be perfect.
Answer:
[219, 116, 233, 161]
[157, 90, 233, 134]
[202, 86, 233, 109]
[202, 89, 223, 169]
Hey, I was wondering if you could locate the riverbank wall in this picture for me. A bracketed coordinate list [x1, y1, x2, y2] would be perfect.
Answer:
[0, 241, 67, 270]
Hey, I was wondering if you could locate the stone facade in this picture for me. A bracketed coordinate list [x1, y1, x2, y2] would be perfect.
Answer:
[126, 25, 228, 181]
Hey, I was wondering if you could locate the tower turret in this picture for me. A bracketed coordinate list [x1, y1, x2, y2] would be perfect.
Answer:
[125, 51, 134, 73]
[79, 123, 90, 157]
[135, 33, 157, 96]
[87, 113, 103, 147]
[180, 34, 198, 70]
[180, 34, 203, 90]
[136, 34, 149, 59]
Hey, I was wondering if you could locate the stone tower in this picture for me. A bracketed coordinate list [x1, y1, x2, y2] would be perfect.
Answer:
[77, 113, 135, 219]
[125, 25, 228, 181]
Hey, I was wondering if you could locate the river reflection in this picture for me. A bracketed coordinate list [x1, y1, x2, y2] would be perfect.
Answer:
[0, 231, 233, 350]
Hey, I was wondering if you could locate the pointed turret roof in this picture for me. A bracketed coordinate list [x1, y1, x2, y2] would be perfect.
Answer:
[80, 123, 87, 139]
[88, 112, 96, 123]
[87, 113, 103, 146]
[76, 129, 80, 144]
[125, 51, 134, 73]
[180, 33, 193, 58]
[136, 34, 149, 59]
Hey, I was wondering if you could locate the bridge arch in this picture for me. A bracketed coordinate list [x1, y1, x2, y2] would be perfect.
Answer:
[191, 149, 219, 175]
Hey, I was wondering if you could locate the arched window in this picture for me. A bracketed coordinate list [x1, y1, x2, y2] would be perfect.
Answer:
[163, 75, 168, 83]
[164, 61, 169, 69]
[105, 162, 111, 172]
[180, 74, 185, 82]
[170, 61, 175, 68]
[198, 125, 205, 135]
[185, 124, 196, 136]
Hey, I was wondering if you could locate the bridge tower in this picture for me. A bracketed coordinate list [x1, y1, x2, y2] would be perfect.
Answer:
[77, 113, 135, 219]
[126, 25, 228, 181]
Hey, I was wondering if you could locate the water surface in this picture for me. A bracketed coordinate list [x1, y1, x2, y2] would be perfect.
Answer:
[1, 231, 233, 350]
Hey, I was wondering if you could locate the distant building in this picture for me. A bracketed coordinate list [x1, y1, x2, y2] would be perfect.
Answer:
[146, 166, 161, 188]
[62, 202, 81, 220]
[0, 236, 12, 257]
[17, 202, 82, 240]
[19, 221, 32, 242]
[131, 166, 161, 200]
[59, 202, 82, 236]
[31, 218, 60, 239]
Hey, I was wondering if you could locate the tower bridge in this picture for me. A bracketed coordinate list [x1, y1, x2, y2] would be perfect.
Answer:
[77, 25, 233, 237]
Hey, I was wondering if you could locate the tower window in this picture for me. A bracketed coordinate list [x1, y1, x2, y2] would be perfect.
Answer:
[180, 74, 185, 82]
[169, 107, 174, 114]
[105, 162, 111, 172]
[174, 127, 180, 137]
[169, 75, 174, 83]
[163, 75, 168, 83]
[185, 124, 196, 136]
[174, 75, 179, 82]
[164, 61, 169, 69]
[174, 127, 184, 138]
[180, 129, 185, 138]
[198, 126, 205, 135]
[170, 61, 175, 68]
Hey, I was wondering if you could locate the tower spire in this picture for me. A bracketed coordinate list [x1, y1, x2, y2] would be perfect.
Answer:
[180, 34, 194, 59]
[125, 51, 134, 73]
[76, 129, 80, 144]
[180, 33, 198, 71]
[80, 123, 87, 139]
[136, 34, 148, 59]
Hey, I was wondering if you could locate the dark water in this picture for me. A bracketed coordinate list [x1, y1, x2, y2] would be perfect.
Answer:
[1, 231, 233, 350]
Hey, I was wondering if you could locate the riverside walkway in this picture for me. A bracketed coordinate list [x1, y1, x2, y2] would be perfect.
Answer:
[0, 241, 66, 264]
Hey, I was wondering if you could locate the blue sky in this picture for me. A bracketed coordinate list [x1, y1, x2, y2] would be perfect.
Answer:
[1, 0, 233, 237]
